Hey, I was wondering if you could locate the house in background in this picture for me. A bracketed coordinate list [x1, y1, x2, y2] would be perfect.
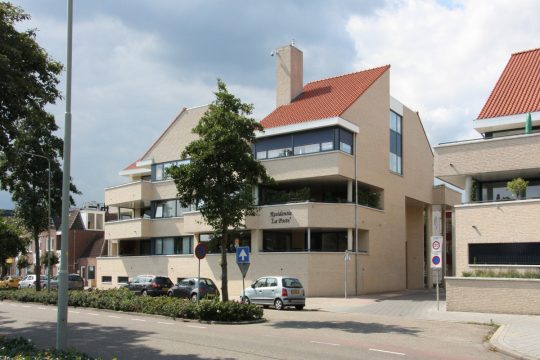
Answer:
[434, 48, 540, 276]
[100, 44, 458, 296]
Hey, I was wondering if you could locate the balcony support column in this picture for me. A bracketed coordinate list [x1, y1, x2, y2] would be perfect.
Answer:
[347, 228, 353, 251]
[307, 228, 311, 252]
[347, 180, 353, 203]
[463, 176, 473, 204]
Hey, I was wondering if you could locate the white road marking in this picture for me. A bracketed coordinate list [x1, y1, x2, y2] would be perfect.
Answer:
[369, 348, 406, 356]
[310, 341, 340, 346]
[87, 313, 99, 316]
[9, 304, 18, 307]
[38, 307, 46, 310]
[131, 318, 146, 322]
[69, 311, 80, 314]
[157, 321, 174, 325]
[107, 315, 121, 319]
[186, 325, 206, 329]
[21, 305, 31, 308]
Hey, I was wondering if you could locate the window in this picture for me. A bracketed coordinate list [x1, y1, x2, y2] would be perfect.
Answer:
[151, 159, 190, 181]
[199, 231, 251, 254]
[87, 213, 95, 229]
[117, 276, 129, 284]
[253, 127, 354, 160]
[88, 266, 95, 280]
[151, 237, 193, 255]
[389, 111, 402, 174]
[101, 276, 112, 283]
[96, 214, 104, 229]
[153, 199, 192, 218]
[262, 231, 305, 252]
[310, 231, 348, 252]
[469, 242, 540, 265]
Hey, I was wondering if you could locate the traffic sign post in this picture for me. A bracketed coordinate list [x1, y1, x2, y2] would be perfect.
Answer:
[236, 246, 250, 302]
[430, 236, 443, 311]
[194, 243, 207, 304]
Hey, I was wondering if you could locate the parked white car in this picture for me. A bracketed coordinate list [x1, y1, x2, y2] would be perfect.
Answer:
[241, 276, 305, 310]
[18, 274, 47, 289]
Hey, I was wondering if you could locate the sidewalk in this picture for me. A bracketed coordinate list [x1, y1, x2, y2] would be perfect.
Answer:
[306, 290, 540, 360]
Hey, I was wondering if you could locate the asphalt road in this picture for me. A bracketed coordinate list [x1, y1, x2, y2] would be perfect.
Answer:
[0, 301, 511, 360]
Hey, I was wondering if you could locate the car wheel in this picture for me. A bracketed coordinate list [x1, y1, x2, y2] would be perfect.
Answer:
[274, 298, 284, 311]
[168, 291, 173, 297]
[295, 305, 304, 310]
[142, 290, 148, 296]
[243, 296, 250, 305]
[191, 293, 198, 302]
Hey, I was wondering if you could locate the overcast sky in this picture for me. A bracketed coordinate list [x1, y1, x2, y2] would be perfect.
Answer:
[2, 0, 540, 209]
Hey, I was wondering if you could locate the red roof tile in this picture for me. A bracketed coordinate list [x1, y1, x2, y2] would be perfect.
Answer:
[123, 160, 139, 171]
[261, 65, 390, 128]
[478, 48, 540, 119]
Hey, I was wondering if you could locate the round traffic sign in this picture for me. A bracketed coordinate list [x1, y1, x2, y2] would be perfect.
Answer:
[432, 241, 441, 250]
[432, 255, 441, 265]
[195, 243, 207, 260]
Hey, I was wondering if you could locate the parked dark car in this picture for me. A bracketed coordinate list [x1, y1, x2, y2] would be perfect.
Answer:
[168, 277, 220, 301]
[125, 275, 173, 296]
[45, 274, 84, 290]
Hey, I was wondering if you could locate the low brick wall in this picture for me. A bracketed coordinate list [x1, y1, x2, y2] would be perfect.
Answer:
[446, 277, 540, 315]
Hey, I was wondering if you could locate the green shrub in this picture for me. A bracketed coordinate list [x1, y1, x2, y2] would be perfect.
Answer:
[0, 336, 96, 359]
[0, 288, 263, 322]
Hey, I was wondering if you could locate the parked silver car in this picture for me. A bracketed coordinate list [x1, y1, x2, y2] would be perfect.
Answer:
[18, 274, 47, 289]
[241, 276, 305, 310]
[44, 274, 84, 290]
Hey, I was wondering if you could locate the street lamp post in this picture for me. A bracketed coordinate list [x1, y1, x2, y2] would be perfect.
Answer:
[21, 151, 52, 293]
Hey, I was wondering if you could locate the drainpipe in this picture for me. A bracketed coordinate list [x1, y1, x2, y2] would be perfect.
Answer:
[354, 132, 359, 296]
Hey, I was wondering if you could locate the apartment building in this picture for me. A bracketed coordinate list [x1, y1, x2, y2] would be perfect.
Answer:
[100, 44, 457, 296]
[434, 48, 540, 276]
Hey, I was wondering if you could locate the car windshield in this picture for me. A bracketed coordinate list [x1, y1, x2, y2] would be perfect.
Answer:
[40, 276, 47, 280]
[282, 278, 302, 288]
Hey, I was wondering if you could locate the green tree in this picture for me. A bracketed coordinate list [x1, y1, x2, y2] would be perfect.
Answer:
[0, 216, 28, 277]
[40, 251, 59, 267]
[169, 80, 272, 301]
[0, 3, 79, 290]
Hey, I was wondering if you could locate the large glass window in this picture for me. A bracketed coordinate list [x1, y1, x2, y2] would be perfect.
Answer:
[151, 159, 190, 181]
[254, 126, 354, 160]
[152, 236, 193, 255]
[199, 231, 251, 254]
[310, 231, 348, 252]
[469, 242, 540, 265]
[389, 111, 402, 174]
[479, 179, 540, 201]
[262, 230, 306, 252]
[153, 199, 193, 218]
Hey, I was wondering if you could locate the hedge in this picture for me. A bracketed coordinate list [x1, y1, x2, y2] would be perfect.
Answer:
[0, 288, 263, 322]
[0, 336, 96, 360]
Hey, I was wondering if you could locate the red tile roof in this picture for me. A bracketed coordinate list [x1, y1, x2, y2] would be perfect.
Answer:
[478, 48, 540, 119]
[261, 65, 390, 128]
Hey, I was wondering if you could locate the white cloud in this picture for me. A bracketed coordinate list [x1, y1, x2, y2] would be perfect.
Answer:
[346, 0, 540, 145]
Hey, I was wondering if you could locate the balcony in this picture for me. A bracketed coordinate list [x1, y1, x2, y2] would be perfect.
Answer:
[246, 202, 355, 229]
[105, 218, 152, 240]
[262, 151, 355, 181]
[105, 181, 153, 208]
[434, 133, 540, 188]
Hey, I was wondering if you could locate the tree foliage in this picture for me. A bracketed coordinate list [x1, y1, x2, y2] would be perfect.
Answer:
[0, 3, 79, 290]
[0, 216, 27, 277]
[170, 79, 272, 301]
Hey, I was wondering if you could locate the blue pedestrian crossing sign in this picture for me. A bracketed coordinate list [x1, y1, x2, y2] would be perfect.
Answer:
[236, 246, 250, 264]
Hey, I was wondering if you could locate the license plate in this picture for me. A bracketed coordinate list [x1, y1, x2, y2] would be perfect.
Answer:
[291, 289, 300, 295]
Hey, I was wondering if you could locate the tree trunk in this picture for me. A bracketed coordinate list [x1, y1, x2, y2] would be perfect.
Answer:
[1, 264, 7, 278]
[221, 228, 228, 302]
[33, 229, 41, 291]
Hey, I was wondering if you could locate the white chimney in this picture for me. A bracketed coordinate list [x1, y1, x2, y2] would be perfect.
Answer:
[275, 44, 303, 107]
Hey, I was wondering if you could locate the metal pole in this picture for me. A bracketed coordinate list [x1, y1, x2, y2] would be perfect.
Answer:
[436, 270, 440, 311]
[242, 275, 245, 303]
[57, 0, 73, 350]
[197, 259, 201, 304]
[354, 133, 359, 296]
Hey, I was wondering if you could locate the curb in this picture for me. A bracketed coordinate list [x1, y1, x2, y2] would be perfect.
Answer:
[1, 299, 266, 325]
[489, 325, 532, 360]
